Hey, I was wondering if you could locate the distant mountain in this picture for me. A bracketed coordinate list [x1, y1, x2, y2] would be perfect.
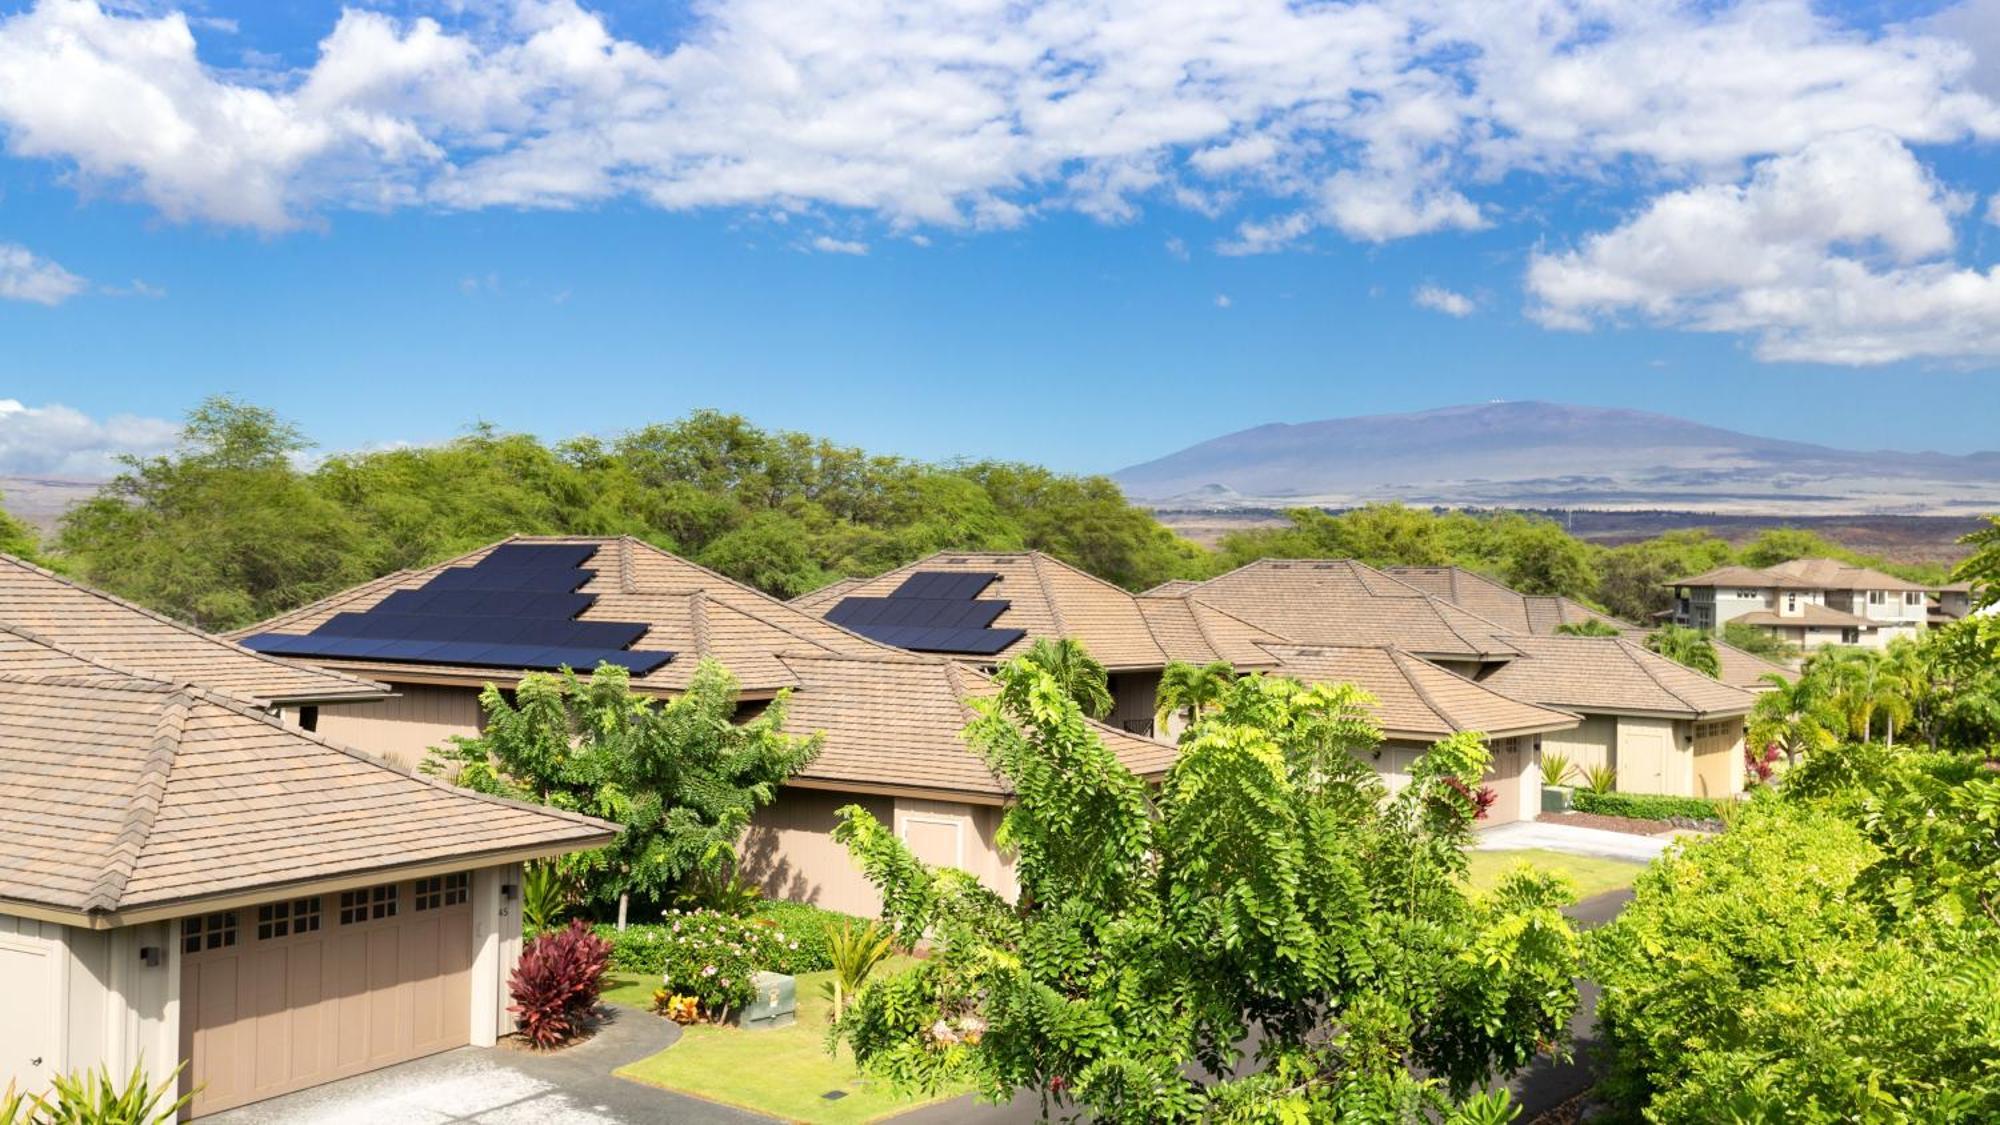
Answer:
[0, 476, 103, 534]
[1112, 402, 2000, 515]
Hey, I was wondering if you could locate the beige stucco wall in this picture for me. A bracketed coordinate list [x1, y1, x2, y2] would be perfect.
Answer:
[309, 684, 485, 769]
[740, 788, 897, 917]
[1540, 713, 1616, 780]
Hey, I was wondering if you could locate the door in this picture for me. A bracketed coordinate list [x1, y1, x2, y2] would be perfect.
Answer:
[179, 875, 474, 1117]
[1692, 719, 1742, 799]
[1481, 738, 1525, 825]
[0, 934, 58, 1096]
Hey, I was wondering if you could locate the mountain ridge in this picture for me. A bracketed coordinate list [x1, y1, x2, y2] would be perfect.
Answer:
[1112, 402, 2000, 515]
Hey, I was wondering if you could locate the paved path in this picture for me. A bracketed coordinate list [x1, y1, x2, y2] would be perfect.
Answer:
[1476, 818, 1684, 862]
[204, 1006, 763, 1125]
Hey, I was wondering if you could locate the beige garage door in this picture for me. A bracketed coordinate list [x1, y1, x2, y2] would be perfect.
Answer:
[179, 874, 474, 1117]
[1692, 719, 1742, 800]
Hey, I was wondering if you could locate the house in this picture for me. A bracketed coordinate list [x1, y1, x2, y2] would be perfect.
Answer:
[1385, 563, 1791, 692]
[1477, 636, 1752, 799]
[791, 551, 1284, 737]
[1256, 644, 1578, 823]
[1932, 581, 1994, 625]
[233, 538, 1171, 918]
[1167, 560, 1754, 802]
[0, 624, 615, 1118]
[1667, 559, 1930, 650]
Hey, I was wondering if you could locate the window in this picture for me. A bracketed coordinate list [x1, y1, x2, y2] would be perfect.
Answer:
[339, 884, 398, 924]
[181, 912, 238, 954]
[414, 872, 469, 911]
[257, 897, 322, 940]
[1869, 590, 1885, 605]
[1905, 592, 1922, 606]
[1786, 594, 1798, 612]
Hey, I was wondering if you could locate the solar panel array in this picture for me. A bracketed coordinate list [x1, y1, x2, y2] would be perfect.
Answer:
[826, 571, 1025, 655]
[243, 544, 675, 675]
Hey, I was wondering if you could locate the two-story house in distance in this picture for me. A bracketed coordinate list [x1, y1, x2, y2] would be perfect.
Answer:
[1668, 558, 1932, 650]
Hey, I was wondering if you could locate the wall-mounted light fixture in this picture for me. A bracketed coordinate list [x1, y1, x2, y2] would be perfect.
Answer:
[138, 946, 163, 968]
[500, 883, 518, 901]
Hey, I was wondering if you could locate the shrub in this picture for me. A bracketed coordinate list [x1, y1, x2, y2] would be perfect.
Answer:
[751, 900, 864, 971]
[1570, 789, 1721, 823]
[509, 919, 612, 1048]
[597, 900, 863, 981]
[595, 908, 827, 1017]
[821, 918, 895, 1020]
[6, 1063, 192, 1125]
[1538, 750, 1576, 787]
[1579, 762, 1618, 794]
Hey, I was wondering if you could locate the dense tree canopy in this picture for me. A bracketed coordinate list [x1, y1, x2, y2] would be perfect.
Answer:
[831, 661, 1579, 1121]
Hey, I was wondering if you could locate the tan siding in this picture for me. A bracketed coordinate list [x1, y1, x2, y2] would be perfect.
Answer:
[740, 789, 895, 917]
[1692, 717, 1745, 799]
[313, 684, 483, 769]
[1614, 717, 1679, 796]
[1540, 714, 1616, 780]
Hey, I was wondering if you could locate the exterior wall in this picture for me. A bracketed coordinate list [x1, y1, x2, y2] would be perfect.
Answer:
[1536, 712, 1743, 799]
[741, 788, 897, 917]
[0, 914, 179, 1102]
[1539, 713, 1616, 780]
[310, 684, 484, 769]
[1611, 716, 1679, 796]
[894, 798, 1017, 901]
[1106, 671, 1161, 739]
[1691, 718, 1746, 799]
[1363, 736, 1533, 825]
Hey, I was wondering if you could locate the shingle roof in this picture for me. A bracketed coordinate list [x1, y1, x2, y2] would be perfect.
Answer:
[794, 551, 1278, 670]
[776, 654, 1177, 798]
[0, 554, 388, 707]
[1475, 635, 1756, 719]
[1177, 560, 1521, 659]
[1763, 558, 1932, 592]
[1714, 641, 1793, 691]
[1667, 565, 1820, 590]
[1141, 579, 1202, 597]
[236, 537, 894, 694]
[0, 629, 614, 921]
[1260, 644, 1578, 741]
[1383, 566, 1634, 636]
[1730, 605, 1877, 630]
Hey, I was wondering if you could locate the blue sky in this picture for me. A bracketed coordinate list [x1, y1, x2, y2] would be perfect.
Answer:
[3, 0, 2000, 478]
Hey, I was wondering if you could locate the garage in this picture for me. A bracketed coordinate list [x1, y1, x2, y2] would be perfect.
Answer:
[179, 875, 475, 1117]
[1691, 718, 1746, 800]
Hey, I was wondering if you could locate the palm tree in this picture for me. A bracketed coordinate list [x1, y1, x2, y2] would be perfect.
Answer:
[1646, 625, 1722, 679]
[1811, 646, 1912, 746]
[1748, 671, 1839, 769]
[1155, 660, 1234, 734]
[1018, 636, 1114, 719]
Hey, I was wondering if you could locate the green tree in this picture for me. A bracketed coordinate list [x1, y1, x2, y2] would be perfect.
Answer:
[1954, 514, 2000, 610]
[1645, 624, 1721, 679]
[831, 663, 1577, 1121]
[0, 491, 37, 561]
[1500, 518, 1600, 597]
[1154, 659, 1235, 731]
[56, 397, 371, 629]
[1721, 620, 1797, 661]
[1555, 618, 1622, 637]
[1016, 636, 1113, 719]
[1748, 671, 1841, 769]
[428, 660, 820, 907]
[1595, 530, 1733, 623]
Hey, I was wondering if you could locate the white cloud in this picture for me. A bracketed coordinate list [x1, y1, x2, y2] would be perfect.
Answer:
[808, 235, 868, 256]
[1527, 130, 2000, 364]
[1, 0, 1993, 244]
[1163, 235, 1188, 261]
[0, 242, 85, 305]
[100, 277, 164, 298]
[1214, 293, 1232, 308]
[1413, 284, 1475, 317]
[1217, 212, 1313, 256]
[0, 399, 178, 476]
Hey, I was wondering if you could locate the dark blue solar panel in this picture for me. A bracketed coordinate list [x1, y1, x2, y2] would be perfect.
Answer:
[827, 568, 1021, 654]
[477, 543, 600, 570]
[426, 567, 593, 592]
[891, 571, 999, 600]
[827, 596, 1009, 630]
[311, 612, 647, 649]
[375, 589, 591, 619]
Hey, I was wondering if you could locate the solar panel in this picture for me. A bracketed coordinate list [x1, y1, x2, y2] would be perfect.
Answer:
[309, 612, 648, 650]
[890, 571, 999, 600]
[375, 588, 591, 619]
[477, 543, 600, 570]
[425, 566, 594, 592]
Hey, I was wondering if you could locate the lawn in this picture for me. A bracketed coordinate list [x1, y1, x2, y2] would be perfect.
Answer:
[1464, 848, 1645, 901]
[608, 955, 973, 1124]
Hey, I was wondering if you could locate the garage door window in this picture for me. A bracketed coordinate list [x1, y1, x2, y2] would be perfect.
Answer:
[339, 884, 398, 924]
[181, 912, 238, 954]
[414, 872, 469, 911]
[257, 897, 322, 940]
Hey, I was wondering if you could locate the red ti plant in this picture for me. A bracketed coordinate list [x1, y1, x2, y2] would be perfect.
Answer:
[509, 919, 612, 1049]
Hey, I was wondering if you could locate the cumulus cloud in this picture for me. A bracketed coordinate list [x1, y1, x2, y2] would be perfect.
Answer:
[0, 243, 85, 304]
[0, 399, 178, 476]
[0, 0, 1993, 242]
[1414, 284, 1476, 317]
[808, 235, 868, 256]
[1527, 130, 2000, 364]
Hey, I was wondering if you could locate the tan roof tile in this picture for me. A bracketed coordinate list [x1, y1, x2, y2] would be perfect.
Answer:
[0, 633, 613, 920]
[0, 554, 387, 706]
[1730, 604, 1878, 629]
[1763, 557, 1932, 592]
[1714, 641, 1793, 691]
[1177, 560, 1521, 659]
[1260, 644, 1577, 740]
[1667, 565, 1820, 590]
[1475, 635, 1755, 718]
[1384, 566, 1633, 637]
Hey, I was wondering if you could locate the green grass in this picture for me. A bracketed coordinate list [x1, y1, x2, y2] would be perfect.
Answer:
[1464, 848, 1645, 901]
[610, 955, 971, 1124]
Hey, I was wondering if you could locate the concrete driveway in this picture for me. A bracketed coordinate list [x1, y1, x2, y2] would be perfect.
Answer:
[1476, 818, 1685, 862]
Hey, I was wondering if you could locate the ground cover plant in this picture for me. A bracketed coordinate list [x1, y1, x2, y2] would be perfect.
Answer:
[829, 662, 1580, 1122]
[1567, 791, 1721, 823]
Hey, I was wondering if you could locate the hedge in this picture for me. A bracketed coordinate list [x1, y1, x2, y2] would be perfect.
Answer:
[594, 900, 866, 981]
[1571, 790, 1724, 823]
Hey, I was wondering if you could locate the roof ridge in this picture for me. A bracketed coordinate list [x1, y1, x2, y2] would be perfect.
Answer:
[1616, 637, 1698, 711]
[688, 590, 713, 660]
[0, 622, 196, 691]
[84, 688, 190, 912]
[1179, 597, 1234, 666]
[1029, 553, 1071, 636]
[1387, 647, 1465, 732]
[1129, 593, 1183, 665]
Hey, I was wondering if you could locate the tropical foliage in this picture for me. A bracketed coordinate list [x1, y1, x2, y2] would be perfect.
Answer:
[1752, 622, 2000, 756]
[0, 1063, 192, 1125]
[828, 661, 1578, 1122]
[428, 661, 819, 907]
[1016, 636, 1113, 719]
[1644, 624, 1720, 679]
[600, 909, 810, 1017]
[1553, 618, 1621, 637]
[819, 918, 897, 1020]
[1589, 746, 2000, 1123]
[509, 920, 613, 1049]
[1154, 658, 1234, 730]
[1957, 514, 2000, 609]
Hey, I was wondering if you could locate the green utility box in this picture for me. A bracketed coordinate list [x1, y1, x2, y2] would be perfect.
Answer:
[738, 971, 796, 1031]
[1541, 785, 1574, 813]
